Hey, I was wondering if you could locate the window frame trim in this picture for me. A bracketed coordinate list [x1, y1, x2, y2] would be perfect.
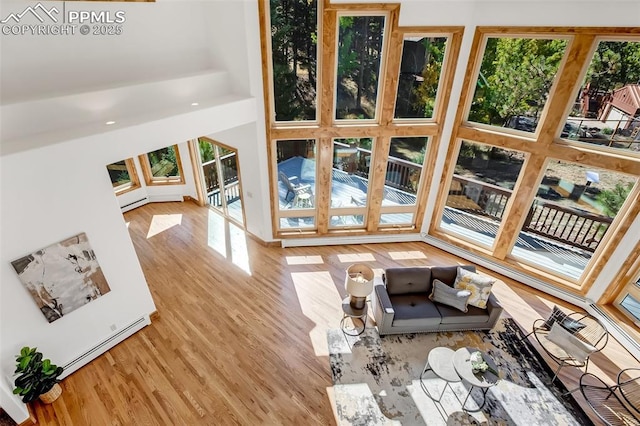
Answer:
[139, 145, 186, 186]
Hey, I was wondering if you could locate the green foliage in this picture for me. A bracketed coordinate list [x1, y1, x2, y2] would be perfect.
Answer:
[270, 0, 318, 121]
[469, 37, 567, 126]
[601, 127, 614, 135]
[597, 182, 633, 217]
[198, 139, 214, 163]
[13, 347, 63, 403]
[396, 37, 447, 119]
[585, 41, 640, 95]
[115, 171, 131, 186]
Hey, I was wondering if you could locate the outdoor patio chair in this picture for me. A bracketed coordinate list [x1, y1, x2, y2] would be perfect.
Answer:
[579, 372, 640, 426]
[279, 171, 312, 203]
[524, 307, 608, 382]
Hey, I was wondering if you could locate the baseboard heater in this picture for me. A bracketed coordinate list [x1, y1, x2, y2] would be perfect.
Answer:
[60, 315, 151, 379]
[121, 197, 149, 213]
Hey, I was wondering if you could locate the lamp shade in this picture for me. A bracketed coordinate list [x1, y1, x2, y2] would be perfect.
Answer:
[345, 264, 374, 298]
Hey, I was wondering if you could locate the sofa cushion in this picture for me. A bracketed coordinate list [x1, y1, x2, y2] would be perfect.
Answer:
[436, 303, 491, 325]
[429, 279, 471, 312]
[390, 294, 442, 327]
[453, 267, 496, 309]
[431, 265, 475, 287]
[385, 267, 432, 295]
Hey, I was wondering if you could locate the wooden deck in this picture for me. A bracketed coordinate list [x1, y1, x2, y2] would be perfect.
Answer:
[27, 201, 639, 425]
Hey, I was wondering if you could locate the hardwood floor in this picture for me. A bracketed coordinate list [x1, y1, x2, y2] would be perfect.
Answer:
[30, 201, 639, 425]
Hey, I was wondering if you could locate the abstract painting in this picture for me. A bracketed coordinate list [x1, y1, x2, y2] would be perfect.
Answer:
[11, 233, 111, 323]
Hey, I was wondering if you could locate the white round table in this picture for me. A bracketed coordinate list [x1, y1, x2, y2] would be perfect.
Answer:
[453, 347, 499, 412]
[420, 347, 461, 402]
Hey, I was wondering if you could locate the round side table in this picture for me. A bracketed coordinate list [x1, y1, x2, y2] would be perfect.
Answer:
[420, 347, 461, 402]
[340, 297, 368, 336]
[453, 347, 499, 412]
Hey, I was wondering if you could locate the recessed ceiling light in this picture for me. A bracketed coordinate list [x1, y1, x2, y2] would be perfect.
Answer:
[191, 102, 199, 106]
[105, 121, 116, 125]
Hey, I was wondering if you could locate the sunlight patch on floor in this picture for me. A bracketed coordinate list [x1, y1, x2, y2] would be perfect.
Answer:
[292, 271, 343, 356]
[147, 214, 182, 239]
[207, 210, 251, 274]
[388, 251, 427, 260]
[337, 253, 376, 263]
[207, 210, 227, 258]
[287, 255, 324, 265]
[229, 221, 251, 274]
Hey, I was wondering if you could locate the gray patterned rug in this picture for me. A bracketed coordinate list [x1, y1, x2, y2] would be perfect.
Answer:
[328, 318, 592, 425]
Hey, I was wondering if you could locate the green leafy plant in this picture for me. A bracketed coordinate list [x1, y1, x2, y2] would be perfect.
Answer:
[13, 347, 64, 403]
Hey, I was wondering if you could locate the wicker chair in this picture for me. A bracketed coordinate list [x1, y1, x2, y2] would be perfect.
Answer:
[580, 372, 640, 426]
[529, 309, 608, 382]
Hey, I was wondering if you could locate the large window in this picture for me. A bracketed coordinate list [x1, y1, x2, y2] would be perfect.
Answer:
[269, 0, 318, 122]
[439, 140, 524, 248]
[434, 29, 640, 295]
[511, 161, 637, 280]
[276, 139, 317, 230]
[335, 15, 386, 121]
[468, 37, 568, 134]
[263, 0, 462, 236]
[561, 40, 640, 153]
[106, 158, 140, 195]
[395, 37, 447, 120]
[139, 145, 185, 186]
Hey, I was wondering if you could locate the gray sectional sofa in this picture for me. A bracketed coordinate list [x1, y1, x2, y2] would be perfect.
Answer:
[372, 265, 503, 335]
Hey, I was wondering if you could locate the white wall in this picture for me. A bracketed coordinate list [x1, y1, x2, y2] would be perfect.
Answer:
[0, 1, 216, 103]
[115, 142, 198, 210]
[0, 97, 257, 422]
[208, 123, 272, 241]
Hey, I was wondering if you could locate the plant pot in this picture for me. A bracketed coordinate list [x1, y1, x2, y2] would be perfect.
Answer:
[39, 383, 62, 404]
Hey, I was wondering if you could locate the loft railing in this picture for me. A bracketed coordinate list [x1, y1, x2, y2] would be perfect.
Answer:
[448, 175, 613, 253]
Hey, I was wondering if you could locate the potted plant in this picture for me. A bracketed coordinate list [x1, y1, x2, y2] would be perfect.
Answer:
[13, 346, 64, 404]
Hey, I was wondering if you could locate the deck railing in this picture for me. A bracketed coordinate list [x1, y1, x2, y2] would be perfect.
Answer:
[203, 152, 241, 206]
[333, 142, 421, 193]
[522, 199, 612, 252]
[449, 175, 613, 253]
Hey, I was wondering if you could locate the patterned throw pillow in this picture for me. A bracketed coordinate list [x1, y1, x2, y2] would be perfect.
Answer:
[453, 266, 496, 309]
[429, 279, 472, 312]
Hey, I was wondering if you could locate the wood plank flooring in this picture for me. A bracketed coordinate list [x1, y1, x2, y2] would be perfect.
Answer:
[30, 201, 639, 425]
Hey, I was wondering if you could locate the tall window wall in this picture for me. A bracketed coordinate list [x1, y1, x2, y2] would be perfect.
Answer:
[432, 29, 640, 296]
[262, 0, 462, 236]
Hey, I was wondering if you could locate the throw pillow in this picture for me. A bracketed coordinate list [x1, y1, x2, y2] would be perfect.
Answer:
[453, 267, 496, 309]
[429, 279, 471, 313]
[542, 306, 587, 334]
[546, 322, 597, 363]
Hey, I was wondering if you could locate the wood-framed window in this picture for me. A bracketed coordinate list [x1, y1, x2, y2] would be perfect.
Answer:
[431, 28, 640, 296]
[139, 145, 185, 186]
[616, 277, 640, 327]
[261, 0, 463, 238]
[106, 158, 140, 195]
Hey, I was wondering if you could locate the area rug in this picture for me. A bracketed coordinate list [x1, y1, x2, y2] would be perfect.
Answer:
[328, 318, 592, 426]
